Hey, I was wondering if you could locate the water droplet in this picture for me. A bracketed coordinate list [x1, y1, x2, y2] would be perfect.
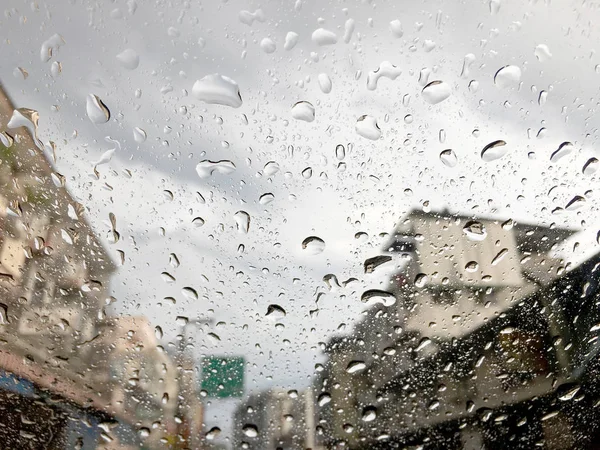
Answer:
[206, 427, 221, 440]
[416, 337, 432, 351]
[266, 304, 286, 320]
[133, 127, 147, 143]
[361, 290, 396, 307]
[169, 253, 180, 268]
[439, 149, 458, 167]
[243, 425, 258, 438]
[558, 385, 580, 402]
[414, 273, 428, 288]
[346, 360, 366, 374]
[0, 132, 14, 148]
[355, 115, 381, 140]
[302, 236, 325, 254]
[239, 9, 265, 26]
[534, 44, 552, 62]
[550, 142, 574, 163]
[86, 94, 111, 124]
[565, 195, 585, 211]
[7, 108, 43, 148]
[291, 101, 315, 122]
[196, 160, 236, 178]
[192, 74, 242, 108]
[318, 393, 331, 406]
[422, 80, 451, 104]
[335, 144, 346, 160]
[192, 217, 205, 227]
[318, 73, 332, 93]
[284, 31, 299, 50]
[538, 90, 548, 106]
[14, 67, 29, 80]
[312, 28, 337, 46]
[489, 0, 501, 14]
[302, 167, 313, 179]
[155, 326, 163, 340]
[116, 48, 139, 70]
[182, 287, 199, 301]
[481, 140, 508, 162]
[260, 37, 276, 54]
[259, 193, 274, 205]
[263, 161, 280, 176]
[366, 61, 402, 90]
[465, 261, 479, 272]
[343, 18, 355, 43]
[40, 34, 65, 63]
[583, 158, 599, 175]
[428, 399, 441, 411]
[494, 65, 521, 88]
[389, 20, 403, 38]
[491, 248, 508, 266]
[234, 211, 250, 234]
[463, 220, 487, 241]
[460, 53, 476, 78]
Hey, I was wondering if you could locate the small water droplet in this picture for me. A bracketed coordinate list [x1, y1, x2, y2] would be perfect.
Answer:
[302, 167, 313, 179]
[182, 287, 198, 300]
[284, 31, 299, 50]
[361, 290, 396, 307]
[389, 20, 403, 38]
[266, 304, 286, 320]
[534, 44, 552, 62]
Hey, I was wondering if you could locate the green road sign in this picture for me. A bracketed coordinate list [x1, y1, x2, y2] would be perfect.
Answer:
[201, 356, 244, 398]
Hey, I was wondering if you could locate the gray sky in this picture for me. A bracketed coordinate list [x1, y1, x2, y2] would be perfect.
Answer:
[2, 0, 600, 444]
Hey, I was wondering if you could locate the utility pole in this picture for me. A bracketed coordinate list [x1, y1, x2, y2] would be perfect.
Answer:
[175, 317, 213, 449]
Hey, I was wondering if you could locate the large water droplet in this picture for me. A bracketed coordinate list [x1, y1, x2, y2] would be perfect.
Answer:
[40, 34, 65, 63]
[86, 94, 111, 124]
[206, 427, 221, 440]
[414, 273, 428, 288]
[439, 149, 458, 167]
[550, 142, 574, 163]
[302, 236, 325, 254]
[182, 287, 199, 301]
[133, 127, 147, 143]
[494, 65, 521, 88]
[534, 44, 552, 62]
[366, 61, 401, 90]
[583, 158, 599, 175]
[234, 211, 250, 234]
[355, 115, 381, 140]
[196, 160, 236, 178]
[260, 37, 276, 54]
[362, 406, 377, 422]
[312, 28, 337, 46]
[243, 425, 258, 438]
[318, 73, 332, 93]
[361, 290, 396, 307]
[239, 9, 265, 26]
[7, 108, 43, 148]
[266, 304, 286, 320]
[565, 195, 585, 211]
[116, 48, 140, 70]
[389, 20, 403, 38]
[481, 140, 508, 162]
[346, 360, 366, 374]
[463, 220, 487, 241]
[317, 393, 331, 406]
[284, 31, 299, 50]
[263, 161, 280, 176]
[422, 80, 451, 104]
[460, 53, 476, 78]
[192, 74, 243, 108]
[259, 193, 274, 205]
[291, 101, 315, 122]
[489, 0, 501, 14]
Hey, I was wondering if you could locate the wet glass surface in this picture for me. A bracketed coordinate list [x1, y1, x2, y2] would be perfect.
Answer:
[1, 0, 600, 449]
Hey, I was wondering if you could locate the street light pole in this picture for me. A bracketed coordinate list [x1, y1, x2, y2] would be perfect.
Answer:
[175, 317, 213, 449]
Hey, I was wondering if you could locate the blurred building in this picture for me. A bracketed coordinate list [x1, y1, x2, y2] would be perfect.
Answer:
[233, 387, 318, 449]
[313, 210, 578, 449]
